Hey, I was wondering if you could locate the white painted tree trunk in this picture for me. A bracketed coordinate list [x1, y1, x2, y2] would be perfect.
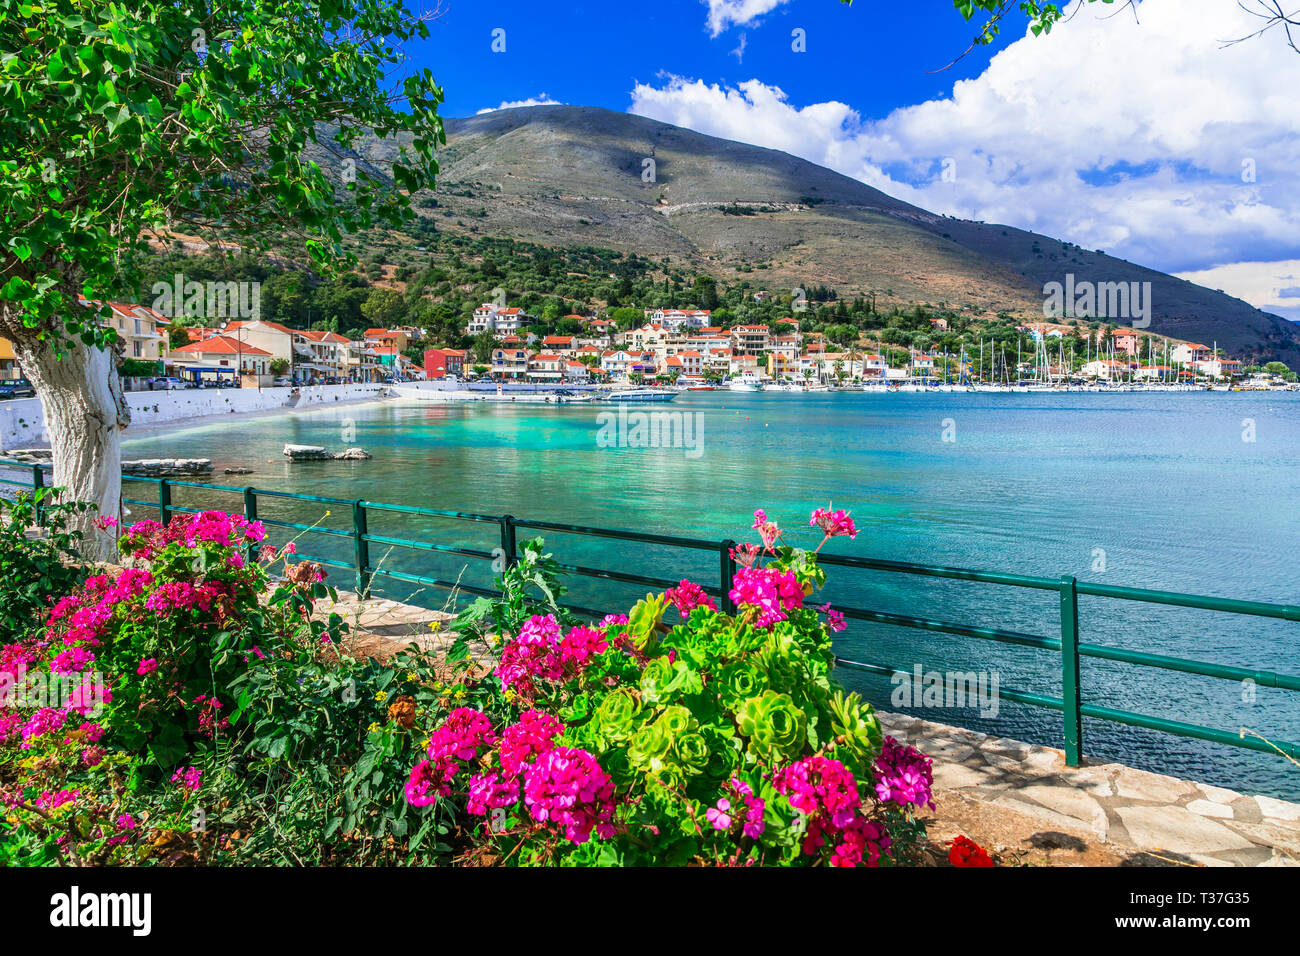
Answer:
[10, 336, 130, 561]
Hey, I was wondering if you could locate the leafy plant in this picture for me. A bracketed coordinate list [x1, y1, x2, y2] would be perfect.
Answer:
[0, 490, 92, 641]
[401, 506, 936, 867]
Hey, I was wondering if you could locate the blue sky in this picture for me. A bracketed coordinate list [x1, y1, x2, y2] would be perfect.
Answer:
[416, 2, 1009, 121]
[403, 1, 1300, 320]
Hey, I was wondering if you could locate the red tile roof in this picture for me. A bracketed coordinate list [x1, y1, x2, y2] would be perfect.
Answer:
[171, 336, 272, 357]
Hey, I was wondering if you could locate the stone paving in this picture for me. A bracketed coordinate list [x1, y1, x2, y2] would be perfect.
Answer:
[881, 711, 1300, 867]
[320, 590, 1300, 867]
[314, 591, 460, 660]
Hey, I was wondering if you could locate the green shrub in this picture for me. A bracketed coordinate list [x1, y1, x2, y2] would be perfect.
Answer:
[0, 490, 91, 641]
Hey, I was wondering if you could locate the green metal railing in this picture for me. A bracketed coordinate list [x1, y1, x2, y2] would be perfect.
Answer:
[4, 457, 1300, 769]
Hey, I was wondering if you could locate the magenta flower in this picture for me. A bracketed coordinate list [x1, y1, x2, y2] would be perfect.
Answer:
[521, 746, 617, 844]
[729, 566, 805, 629]
[818, 604, 847, 633]
[873, 736, 935, 811]
[751, 509, 783, 553]
[706, 798, 732, 831]
[665, 579, 718, 617]
[810, 504, 858, 542]
[136, 658, 158, 676]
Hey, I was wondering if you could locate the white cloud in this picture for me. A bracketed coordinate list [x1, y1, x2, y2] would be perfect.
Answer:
[631, 0, 1300, 308]
[702, 0, 791, 37]
[1176, 260, 1300, 321]
[477, 94, 562, 115]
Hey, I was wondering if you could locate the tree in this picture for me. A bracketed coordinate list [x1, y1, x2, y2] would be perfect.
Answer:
[471, 332, 495, 364]
[361, 288, 406, 329]
[0, 0, 443, 557]
[269, 358, 290, 377]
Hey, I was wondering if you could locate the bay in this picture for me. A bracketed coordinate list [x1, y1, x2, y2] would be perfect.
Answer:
[123, 391, 1300, 799]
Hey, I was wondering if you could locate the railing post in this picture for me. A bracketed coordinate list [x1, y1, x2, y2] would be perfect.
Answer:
[352, 500, 370, 598]
[31, 464, 45, 526]
[243, 488, 258, 564]
[499, 515, 517, 570]
[158, 479, 171, 526]
[720, 539, 737, 613]
[1059, 575, 1084, 767]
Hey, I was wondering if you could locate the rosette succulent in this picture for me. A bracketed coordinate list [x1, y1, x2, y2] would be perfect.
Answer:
[594, 687, 641, 741]
[717, 661, 769, 710]
[736, 690, 807, 760]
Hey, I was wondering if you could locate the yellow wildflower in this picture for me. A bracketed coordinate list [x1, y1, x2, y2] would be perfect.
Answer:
[374, 691, 388, 703]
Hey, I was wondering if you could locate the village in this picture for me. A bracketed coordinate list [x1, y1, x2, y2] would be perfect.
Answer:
[1, 298, 1288, 395]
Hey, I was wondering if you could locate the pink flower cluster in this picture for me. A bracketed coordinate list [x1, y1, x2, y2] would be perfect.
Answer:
[18, 707, 67, 749]
[406, 708, 497, 807]
[728, 566, 804, 629]
[810, 505, 858, 541]
[729, 542, 761, 569]
[494, 614, 614, 694]
[170, 766, 202, 790]
[707, 777, 766, 839]
[665, 579, 717, 618]
[466, 710, 565, 816]
[872, 735, 935, 811]
[122, 511, 267, 561]
[818, 603, 847, 633]
[773, 755, 891, 867]
[35, 788, 79, 810]
[49, 645, 96, 674]
[143, 581, 223, 615]
[46, 568, 154, 648]
[193, 695, 229, 737]
[428, 710, 617, 845]
[521, 746, 617, 844]
[752, 509, 783, 552]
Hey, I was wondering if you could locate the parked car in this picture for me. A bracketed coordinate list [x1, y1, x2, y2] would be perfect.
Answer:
[147, 376, 190, 390]
[0, 378, 35, 399]
[272, 376, 292, 387]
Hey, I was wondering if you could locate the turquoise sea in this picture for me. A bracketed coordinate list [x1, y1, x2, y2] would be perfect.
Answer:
[124, 391, 1300, 799]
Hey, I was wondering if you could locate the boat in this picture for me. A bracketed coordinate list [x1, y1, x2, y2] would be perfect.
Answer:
[603, 388, 679, 403]
[727, 372, 765, 392]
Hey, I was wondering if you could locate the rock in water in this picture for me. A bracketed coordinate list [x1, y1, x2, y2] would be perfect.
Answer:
[333, 448, 373, 461]
[122, 459, 214, 477]
[282, 444, 332, 461]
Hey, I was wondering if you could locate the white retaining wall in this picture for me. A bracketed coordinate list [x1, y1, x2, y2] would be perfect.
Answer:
[0, 384, 391, 450]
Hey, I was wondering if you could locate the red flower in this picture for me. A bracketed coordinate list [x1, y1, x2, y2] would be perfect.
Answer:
[948, 834, 993, 867]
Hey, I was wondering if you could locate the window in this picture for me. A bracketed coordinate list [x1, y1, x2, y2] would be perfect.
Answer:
[132, 341, 142, 357]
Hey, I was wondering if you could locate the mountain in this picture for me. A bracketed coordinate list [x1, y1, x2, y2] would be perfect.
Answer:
[352, 105, 1300, 366]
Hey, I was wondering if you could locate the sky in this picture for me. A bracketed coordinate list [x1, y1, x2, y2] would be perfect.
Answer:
[404, 0, 1300, 320]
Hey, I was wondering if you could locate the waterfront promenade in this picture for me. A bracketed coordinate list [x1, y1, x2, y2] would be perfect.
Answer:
[0, 382, 391, 449]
